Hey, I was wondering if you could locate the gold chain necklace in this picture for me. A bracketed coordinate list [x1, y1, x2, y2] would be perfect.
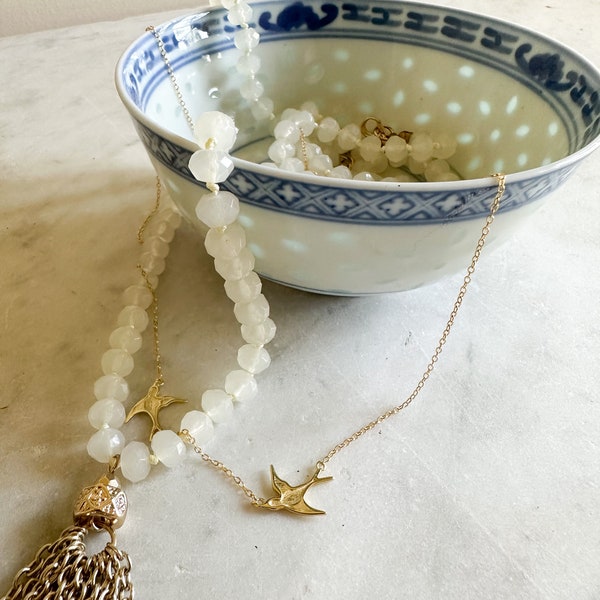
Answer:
[143, 24, 507, 515]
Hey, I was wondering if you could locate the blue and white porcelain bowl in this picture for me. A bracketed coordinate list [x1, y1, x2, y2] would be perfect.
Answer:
[116, 0, 600, 294]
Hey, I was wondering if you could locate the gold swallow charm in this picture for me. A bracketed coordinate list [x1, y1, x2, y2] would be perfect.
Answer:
[126, 379, 187, 440]
[256, 465, 332, 515]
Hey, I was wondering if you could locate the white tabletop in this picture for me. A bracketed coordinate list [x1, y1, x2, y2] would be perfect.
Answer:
[1, 2, 599, 599]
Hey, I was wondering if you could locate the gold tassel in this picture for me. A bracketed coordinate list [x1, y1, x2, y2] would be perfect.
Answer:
[2, 460, 133, 600]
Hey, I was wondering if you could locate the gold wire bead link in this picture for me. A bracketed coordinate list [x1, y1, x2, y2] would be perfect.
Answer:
[360, 117, 412, 143]
[317, 173, 506, 469]
[179, 430, 266, 506]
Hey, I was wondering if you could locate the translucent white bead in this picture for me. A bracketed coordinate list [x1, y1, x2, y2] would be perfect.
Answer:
[432, 133, 457, 160]
[308, 153, 333, 175]
[293, 110, 316, 136]
[88, 398, 126, 430]
[409, 132, 434, 162]
[317, 117, 340, 143]
[227, 1, 252, 25]
[109, 326, 142, 354]
[268, 139, 296, 164]
[180, 410, 214, 446]
[240, 317, 276, 345]
[353, 171, 377, 181]
[145, 219, 175, 242]
[193, 111, 237, 152]
[251, 96, 274, 121]
[300, 101, 320, 117]
[240, 77, 264, 101]
[144, 236, 170, 259]
[337, 123, 361, 151]
[224, 271, 262, 303]
[195, 190, 240, 228]
[159, 208, 182, 229]
[120, 441, 152, 483]
[220, 0, 237, 8]
[328, 165, 353, 179]
[87, 428, 125, 463]
[274, 119, 301, 143]
[236, 53, 261, 76]
[101, 349, 134, 377]
[408, 156, 428, 175]
[122, 284, 153, 309]
[234, 293, 270, 325]
[234, 27, 260, 51]
[424, 159, 451, 182]
[139, 251, 166, 277]
[280, 157, 306, 172]
[237, 344, 271, 374]
[225, 370, 258, 402]
[189, 149, 234, 184]
[214, 247, 255, 280]
[94, 374, 129, 402]
[117, 305, 149, 332]
[201, 389, 234, 423]
[297, 141, 322, 160]
[359, 135, 382, 162]
[204, 222, 246, 259]
[384, 136, 408, 164]
[151, 430, 186, 468]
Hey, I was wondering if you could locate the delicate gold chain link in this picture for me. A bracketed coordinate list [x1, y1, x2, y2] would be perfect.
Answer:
[179, 430, 266, 506]
[137, 176, 162, 244]
[316, 173, 506, 470]
[146, 26, 195, 131]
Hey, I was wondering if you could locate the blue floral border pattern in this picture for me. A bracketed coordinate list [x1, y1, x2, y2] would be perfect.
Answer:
[135, 121, 576, 225]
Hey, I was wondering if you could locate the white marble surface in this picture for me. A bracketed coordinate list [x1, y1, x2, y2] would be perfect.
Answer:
[1, 2, 600, 599]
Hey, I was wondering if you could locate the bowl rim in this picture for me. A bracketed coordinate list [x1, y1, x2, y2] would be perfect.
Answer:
[115, 0, 600, 192]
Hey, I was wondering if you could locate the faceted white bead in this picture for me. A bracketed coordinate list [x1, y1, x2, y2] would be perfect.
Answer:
[274, 119, 301, 143]
[117, 305, 149, 332]
[195, 190, 240, 228]
[193, 111, 237, 152]
[234, 293, 270, 325]
[432, 133, 457, 160]
[139, 251, 166, 276]
[240, 317, 276, 345]
[94, 373, 129, 402]
[159, 208, 182, 229]
[224, 271, 262, 303]
[424, 159, 451, 182]
[234, 27, 260, 51]
[189, 149, 234, 184]
[151, 430, 186, 468]
[280, 157, 306, 172]
[409, 131, 434, 162]
[122, 284, 153, 309]
[300, 101, 320, 117]
[120, 441, 152, 483]
[109, 326, 143, 354]
[337, 123, 361, 151]
[268, 139, 296, 164]
[328, 165, 353, 179]
[237, 344, 271, 374]
[240, 77, 264, 101]
[236, 53, 261, 76]
[384, 136, 408, 164]
[407, 156, 428, 175]
[359, 135, 382, 162]
[87, 428, 125, 463]
[145, 219, 175, 242]
[308, 153, 333, 175]
[204, 223, 246, 259]
[201, 389, 234, 423]
[101, 349, 134, 377]
[227, 1, 252, 26]
[88, 398, 126, 430]
[317, 116, 340, 143]
[214, 247, 255, 280]
[180, 410, 215, 446]
[353, 171, 377, 181]
[251, 96, 274, 121]
[144, 237, 170, 258]
[225, 370, 258, 403]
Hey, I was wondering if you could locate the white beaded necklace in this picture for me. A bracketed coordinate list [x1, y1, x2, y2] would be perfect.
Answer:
[2, 1, 506, 598]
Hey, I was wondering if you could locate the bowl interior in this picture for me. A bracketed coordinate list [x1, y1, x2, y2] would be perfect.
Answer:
[120, 0, 600, 180]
